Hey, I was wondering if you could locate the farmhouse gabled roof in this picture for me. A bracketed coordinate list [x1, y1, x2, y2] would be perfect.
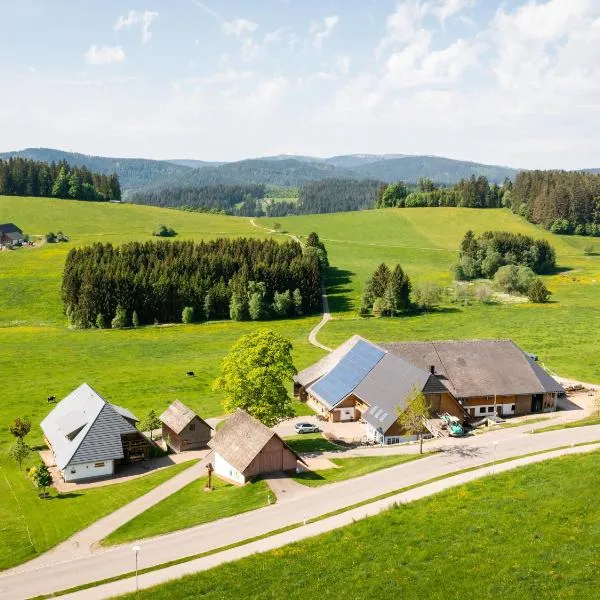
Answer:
[379, 339, 564, 398]
[40, 383, 140, 470]
[160, 400, 212, 435]
[0, 222, 23, 235]
[208, 409, 304, 474]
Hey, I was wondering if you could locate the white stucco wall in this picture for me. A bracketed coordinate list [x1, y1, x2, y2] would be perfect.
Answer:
[63, 459, 114, 482]
[214, 452, 245, 484]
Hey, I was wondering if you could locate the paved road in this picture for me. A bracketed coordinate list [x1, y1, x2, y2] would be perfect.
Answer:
[2, 424, 600, 599]
[61, 442, 600, 600]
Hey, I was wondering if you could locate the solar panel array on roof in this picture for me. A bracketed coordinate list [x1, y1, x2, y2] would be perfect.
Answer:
[308, 339, 385, 408]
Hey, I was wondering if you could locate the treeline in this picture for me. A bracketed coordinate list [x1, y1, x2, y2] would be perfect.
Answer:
[376, 176, 507, 209]
[62, 238, 323, 328]
[296, 179, 381, 214]
[509, 171, 600, 236]
[0, 157, 120, 201]
[455, 230, 556, 280]
[128, 184, 266, 215]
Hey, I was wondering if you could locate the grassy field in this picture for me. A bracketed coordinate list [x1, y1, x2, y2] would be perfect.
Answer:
[1, 197, 599, 570]
[292, 453, 432, 487]
[284, 433, 343, 454]
[118, 449, 600, 600]
[0, 460, 195, 570]
[533, 414, 600, 434]
[261, 208, 600, 383]
[102, 477, 271, 546]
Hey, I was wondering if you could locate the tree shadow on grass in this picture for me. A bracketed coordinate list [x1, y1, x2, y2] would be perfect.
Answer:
[293, 470, 326, 483]
[51, 492, 83, 500]
[325, 266, 354, 314]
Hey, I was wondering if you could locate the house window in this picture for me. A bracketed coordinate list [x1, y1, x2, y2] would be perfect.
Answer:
[70, 469, 76, 473]
[488, 407, 494, 413]
[189, 423, 195, 431]
[94, 462, 105, 468]
[480, 407, 487, 414]
[511, 405, 516, 412]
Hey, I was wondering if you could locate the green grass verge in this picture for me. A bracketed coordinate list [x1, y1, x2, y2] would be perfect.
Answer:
[31, 441, 600, 599]
[532, 414, 600, 434]
[102, 477, 272, 546]
[472, 416, 551, 434]
[0, 460, 196, 570]
[114, 448, 600, 600]
[292, 452, 433, 487]
[283, 433, 344, 454]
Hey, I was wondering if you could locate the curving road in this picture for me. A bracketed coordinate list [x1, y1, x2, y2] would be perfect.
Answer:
[2, 424, 600, 599]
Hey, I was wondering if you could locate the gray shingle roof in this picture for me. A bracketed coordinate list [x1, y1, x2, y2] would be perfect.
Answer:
[307, 338, 385, 408]
[208, 409, 304, 474]
[354, 353, 432, 433]
[160, 400, 212, 435]
[0, 223, 22, 235]
[379, 339, 564, 398]
[41, 383, 140, 469]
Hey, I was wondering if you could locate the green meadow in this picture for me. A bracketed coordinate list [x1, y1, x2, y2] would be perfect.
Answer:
[118, 449, 600, 600]
[1, 196, 599, 570]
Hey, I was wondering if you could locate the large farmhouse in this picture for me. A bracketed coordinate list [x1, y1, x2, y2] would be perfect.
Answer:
[160, 400, 212, 453]
[0, 223, 25, 247]
[209, 409, 305, 484]
[295, 336, 564, 445]
[41, 383, 152, 482]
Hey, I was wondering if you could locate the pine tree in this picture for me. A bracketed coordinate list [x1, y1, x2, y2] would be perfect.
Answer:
[182, 306, 194, 323]
[132, 310, 140, 327]
[371, 263, 391, 299]
[51, 166, 70, 198]
[96, 313, 107, 329]
[111, 305, 128, 328]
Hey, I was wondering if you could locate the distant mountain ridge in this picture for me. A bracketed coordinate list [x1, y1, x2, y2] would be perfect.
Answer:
[1, 147, 523, 193]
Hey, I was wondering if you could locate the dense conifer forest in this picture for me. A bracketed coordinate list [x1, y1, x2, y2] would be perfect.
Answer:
[0, 157, 121, 201]
[61, 238, 322, 328]
[509, 170, 600, 236]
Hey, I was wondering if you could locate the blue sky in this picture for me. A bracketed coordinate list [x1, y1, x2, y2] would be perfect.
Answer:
[1, 0, 599, 168]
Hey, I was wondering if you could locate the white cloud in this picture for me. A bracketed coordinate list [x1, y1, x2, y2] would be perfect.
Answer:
[263, 26, 290, 44]
[115, 10, 159, 44]
[377, 0, 429, 54]
[317, 54, 351, 80]
[245, 76, 289, 111]
[310, 15, 339, 48]
[222, 19, 258, 37]
[84, 45, 126, 65]
[434, 0, 476, 23]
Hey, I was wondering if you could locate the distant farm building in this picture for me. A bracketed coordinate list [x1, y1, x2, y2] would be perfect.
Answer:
[0, 223, 25, 247]
[160, 400, 212, 453]
[295, 336, 564, 445]
[41, 383, 152, 482]
[209, 409, 305, 484]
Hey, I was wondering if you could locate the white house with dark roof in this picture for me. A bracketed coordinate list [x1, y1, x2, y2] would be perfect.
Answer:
[0, 223, 25, 247]
[41, 383, 152, 482]
[295, 336, 564, 445]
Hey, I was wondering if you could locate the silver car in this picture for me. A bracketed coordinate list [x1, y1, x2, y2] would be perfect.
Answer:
[294, 422, 319, 434]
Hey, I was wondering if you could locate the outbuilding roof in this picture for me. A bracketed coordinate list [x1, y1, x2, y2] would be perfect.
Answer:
[160, 400, 212, 435]
[41, 383, 140, 469]
[379, 339, 564, 398]
[208, 409, 304, 474]
[0, 222, 22, 235]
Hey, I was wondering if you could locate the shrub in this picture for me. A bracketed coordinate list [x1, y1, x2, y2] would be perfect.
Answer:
[152, 224, 177, 237]
[182, 306, 194, 324]
[273, 290, 293, 317]
[528, 278, 551, 303]
[413, 282, 443, 310]
[132, 310, 140, 327]
[95, 313, 107, 329]
[493, 265, 536, 295]
[584, 245, 595, 256]
[474, 283, 493, 303]
[550, 219, 571, 234]
[45, 232, 57, 243]
[111, 305, 128, 329]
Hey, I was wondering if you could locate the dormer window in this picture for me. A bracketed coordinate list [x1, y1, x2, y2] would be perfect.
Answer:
[66, 425, 85, 441]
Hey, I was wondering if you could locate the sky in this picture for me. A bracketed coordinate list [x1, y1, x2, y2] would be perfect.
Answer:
[1, 0, 599, 168]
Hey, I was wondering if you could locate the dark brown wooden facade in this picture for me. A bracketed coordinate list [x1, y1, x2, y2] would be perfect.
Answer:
[162, 415, 211, 453]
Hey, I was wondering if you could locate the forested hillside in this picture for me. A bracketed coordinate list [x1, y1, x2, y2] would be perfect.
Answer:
[509, 171, 600, 236]
[296, 179, 382, 214]
[0, 157, 120, 201]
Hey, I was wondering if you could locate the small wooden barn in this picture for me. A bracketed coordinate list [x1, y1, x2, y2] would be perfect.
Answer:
[208, 409, 305, 484]
[160, 400, 212, 453]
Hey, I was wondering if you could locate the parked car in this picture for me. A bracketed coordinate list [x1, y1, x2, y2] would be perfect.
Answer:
[294, 422, 319, 434]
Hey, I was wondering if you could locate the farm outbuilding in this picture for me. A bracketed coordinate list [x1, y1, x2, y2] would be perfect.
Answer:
[208, 409, 305, 484]
[160, 400, 212, 453]
[0, 223, 25, 247]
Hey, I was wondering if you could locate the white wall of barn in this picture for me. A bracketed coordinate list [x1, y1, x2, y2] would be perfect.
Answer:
[63, 459, 114, 481]
[214, 452, 245, 484]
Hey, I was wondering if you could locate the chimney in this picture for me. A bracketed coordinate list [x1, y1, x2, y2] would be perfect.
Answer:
[430, 365, 435, 375]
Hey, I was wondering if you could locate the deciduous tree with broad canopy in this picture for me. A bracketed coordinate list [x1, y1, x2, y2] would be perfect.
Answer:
[398, 387, 431, 454]
[214, 329, 297, 427]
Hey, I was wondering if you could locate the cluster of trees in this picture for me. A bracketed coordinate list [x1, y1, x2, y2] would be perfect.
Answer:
[376, 176, 507, 209]
[493, 265, 551, 303]
[129, 184, 266, 215]
[152, 224, 177, 237]
[455, 230, 556, 280]
[46, 231, 68, 243]
[0, 157, 121, 201]
[360, 263, 411, 316]
[509, 171, 600, 236]
[61, 237, 323, 328]
[296, 179, 381, 214]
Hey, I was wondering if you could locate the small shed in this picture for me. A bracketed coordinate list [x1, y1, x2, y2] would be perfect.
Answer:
[208, 409, 306, 484]
[160, 400, 212, 453]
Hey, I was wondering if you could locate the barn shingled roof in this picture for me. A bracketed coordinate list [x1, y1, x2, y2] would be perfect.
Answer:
[208, 409, 305, 474]
[160, 400, 212, 435]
